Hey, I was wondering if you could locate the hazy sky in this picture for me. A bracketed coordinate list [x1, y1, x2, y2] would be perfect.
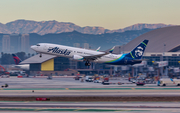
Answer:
[1, 0, 180, 30]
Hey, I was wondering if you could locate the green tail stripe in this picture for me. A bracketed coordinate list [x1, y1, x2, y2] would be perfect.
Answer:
[130, 52, 134, 59]
[142, 42, 147, 46]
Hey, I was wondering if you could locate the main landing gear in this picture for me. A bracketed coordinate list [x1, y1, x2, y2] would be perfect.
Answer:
[39, 53, 42, 57]
[85, 61, 91, 66]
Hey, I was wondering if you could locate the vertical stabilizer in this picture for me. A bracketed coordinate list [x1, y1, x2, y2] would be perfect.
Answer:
[12, 54, 22, 65]
[127, 40, 149, 59]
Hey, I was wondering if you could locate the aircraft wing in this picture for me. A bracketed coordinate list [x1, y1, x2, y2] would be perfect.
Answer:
[83, 46, 115, 61]
[83, 52, 108, 61]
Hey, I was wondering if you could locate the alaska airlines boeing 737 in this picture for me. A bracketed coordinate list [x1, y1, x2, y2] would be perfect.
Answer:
[31, 40, 148, 66]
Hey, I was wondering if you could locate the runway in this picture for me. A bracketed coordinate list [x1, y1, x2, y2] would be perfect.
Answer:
[0, 101, 180, 113]
[0, 77, 180, 98]
[0, 77, 180, 112]
[1, 88, 180, 97]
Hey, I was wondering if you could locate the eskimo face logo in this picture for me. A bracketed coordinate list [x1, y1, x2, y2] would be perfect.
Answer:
[135, 46, 143, 57]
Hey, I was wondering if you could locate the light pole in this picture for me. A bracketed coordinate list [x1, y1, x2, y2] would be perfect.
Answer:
[121, 44, 124, 54]
[163, 43, 166, 56]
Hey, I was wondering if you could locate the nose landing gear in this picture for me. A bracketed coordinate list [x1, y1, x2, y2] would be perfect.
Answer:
[39, 53, 42, 57]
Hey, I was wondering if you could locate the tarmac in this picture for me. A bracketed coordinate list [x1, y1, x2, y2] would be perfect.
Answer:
[0, 76, 180, 112]
[0, 101, 180, 113]
[0, 77, 180, 97]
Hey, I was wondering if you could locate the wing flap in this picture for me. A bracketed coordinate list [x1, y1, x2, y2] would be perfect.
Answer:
[83, 52, 108, 61]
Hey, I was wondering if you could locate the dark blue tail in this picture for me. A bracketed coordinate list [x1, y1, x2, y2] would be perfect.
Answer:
[12, 54, 22, 65]
[127, 40, 149, 59]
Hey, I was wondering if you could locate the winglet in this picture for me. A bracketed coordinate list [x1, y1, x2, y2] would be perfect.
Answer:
[109, 46, 115, 53]
[96, 47, 101, 51]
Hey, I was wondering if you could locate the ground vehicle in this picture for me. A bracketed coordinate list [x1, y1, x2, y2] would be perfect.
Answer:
[85, 76, 93, 82]
[74, 76, 80, 80]
[145, 78, 155, 84]
[132, 79, 136, 83]
[47, 75, 52, 79]
[1, 75, 9, 78]
[129, 77, 136, 83]
[94, 80, 102, 83]
[103, 77, 109, 82]
[159, 78, 180, 86]
[94, 77, 101, 83]
[74, 76, 82, 80]
[136, 79, 145, 86]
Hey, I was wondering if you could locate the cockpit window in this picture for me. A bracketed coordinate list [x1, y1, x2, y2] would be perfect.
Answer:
[36, 44, 40, 46]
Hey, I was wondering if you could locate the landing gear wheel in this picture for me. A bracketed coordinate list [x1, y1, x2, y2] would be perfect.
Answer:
[85, 61, 91, 66]
[39, 54, 42, 57]
[85, 62, 88, 66]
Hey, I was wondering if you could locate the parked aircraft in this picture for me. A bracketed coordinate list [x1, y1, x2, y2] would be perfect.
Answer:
[12, 54, 29, 70]
[31, 40, 148, 66]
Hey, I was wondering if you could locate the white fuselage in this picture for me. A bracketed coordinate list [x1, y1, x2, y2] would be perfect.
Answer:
[31, 43, 122, 63]
[12, 64, 30, 70]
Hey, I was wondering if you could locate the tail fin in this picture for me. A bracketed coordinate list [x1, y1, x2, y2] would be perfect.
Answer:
[12, 54, 22, 65]
[127, 40, 149, 59]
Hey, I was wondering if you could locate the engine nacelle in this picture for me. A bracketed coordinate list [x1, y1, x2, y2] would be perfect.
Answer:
[73, 55, 84, 61]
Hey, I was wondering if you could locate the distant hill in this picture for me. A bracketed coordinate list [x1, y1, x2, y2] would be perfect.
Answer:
[106, 23, 173, 33]
[0, 20, 173, 35]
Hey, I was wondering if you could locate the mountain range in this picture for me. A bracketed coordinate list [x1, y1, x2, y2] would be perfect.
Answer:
[0, 20, 173, 35]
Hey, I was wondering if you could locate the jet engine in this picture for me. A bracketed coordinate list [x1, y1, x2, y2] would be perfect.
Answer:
[73, 55, 84, 61]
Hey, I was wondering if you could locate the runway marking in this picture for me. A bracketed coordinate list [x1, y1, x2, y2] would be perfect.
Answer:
[2, 87, 180, 91]
[74, 109, 81, 111]
[35, 109, 42, 111]
[0, 108, 125, 112]
[24, 101, 29, 103]
[0, 108, 154, 112]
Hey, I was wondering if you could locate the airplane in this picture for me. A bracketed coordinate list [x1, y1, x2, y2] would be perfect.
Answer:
[12, 54, 29, 70]
[31, 39, 148, 66]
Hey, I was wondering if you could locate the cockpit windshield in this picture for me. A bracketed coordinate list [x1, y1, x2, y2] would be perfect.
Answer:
[36, 44, 40, 46]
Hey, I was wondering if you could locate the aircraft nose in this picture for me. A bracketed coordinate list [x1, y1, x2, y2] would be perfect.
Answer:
[31, 45, 36, 50]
